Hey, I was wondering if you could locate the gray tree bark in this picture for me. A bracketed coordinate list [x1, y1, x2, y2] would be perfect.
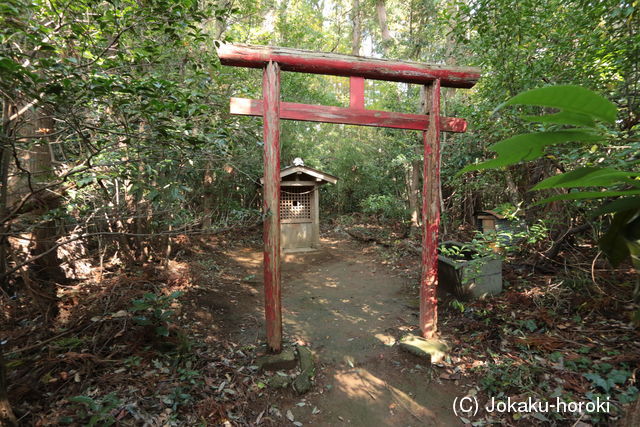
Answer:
[351, 0, 362, 55]
[375, 0, 393, 55]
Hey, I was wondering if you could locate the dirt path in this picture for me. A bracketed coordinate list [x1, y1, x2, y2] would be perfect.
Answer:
[215, 236, 462, 426]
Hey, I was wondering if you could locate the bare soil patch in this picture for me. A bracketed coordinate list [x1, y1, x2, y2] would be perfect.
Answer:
[211, 233, 463, 425]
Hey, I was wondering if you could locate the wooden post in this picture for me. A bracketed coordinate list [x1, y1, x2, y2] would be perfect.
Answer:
[420, 79, 441, 339]
[349, 77, 365, 109]
[263, 61, 282, 353]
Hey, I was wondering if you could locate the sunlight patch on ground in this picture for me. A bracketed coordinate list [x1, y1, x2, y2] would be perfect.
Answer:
[167, 259, 190, 275]
[333, 367, 436, 421]
[334, 367, 385, 401]
[228, 253, 262, 268]
[323, 279, 339, 288]
[374, 333, 396, 346]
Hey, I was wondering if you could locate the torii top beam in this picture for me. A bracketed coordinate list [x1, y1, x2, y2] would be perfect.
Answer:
[217, 43, 481, 89]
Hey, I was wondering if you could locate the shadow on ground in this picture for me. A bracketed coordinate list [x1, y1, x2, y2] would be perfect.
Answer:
[222, 235, 462, 426]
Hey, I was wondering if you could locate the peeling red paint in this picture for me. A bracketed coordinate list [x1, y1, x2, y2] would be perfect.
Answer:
[229, 98, 467, 133]
[262, 62, 282, 353]
[420, 80, 441, 339]
[350, 77, 365, 109]
[217, 44, 480, 89]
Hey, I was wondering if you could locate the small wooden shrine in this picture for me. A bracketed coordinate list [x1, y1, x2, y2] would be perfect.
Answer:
[261, 158, 337, 252]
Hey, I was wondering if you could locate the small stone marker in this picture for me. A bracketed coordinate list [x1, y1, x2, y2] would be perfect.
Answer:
[399, 334, 448, 363]
[292, 345, 315, 394]
[256, 348, 297, 371]
[257, 345, 316, 393]
[267, 374, 291, 389]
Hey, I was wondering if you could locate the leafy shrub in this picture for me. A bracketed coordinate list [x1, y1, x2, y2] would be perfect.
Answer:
[360, 194, 407, 220]
[129, 291, 183, 338]
[460, 85, 639, 271]
[62, 393, 121, 426]
[477, 359, 542, 394]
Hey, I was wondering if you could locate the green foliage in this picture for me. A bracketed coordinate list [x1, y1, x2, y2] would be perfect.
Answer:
[461, 85, 640, 269]
[460, 85, 615, 174]
[583, 370, 629, 394]
[360, 194, 407, 220]
[533, 168, 640, 190]
[449, 299, 466, 313]
[490, 203, 522, 221]
[599, 209, 640, 268]
[129, 291, 183, 338]
[582, 362, 637, 404]
[501, 85, 617, 123]
[162, 386, 194, 411]
[477, 359, 542, 394]
[439, 240, 496, 261]
[51, 337, 86, 352]
[63, 393, 121, 426]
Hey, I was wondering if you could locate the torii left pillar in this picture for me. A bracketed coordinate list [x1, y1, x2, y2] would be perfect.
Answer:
[262, 61, 282, 353]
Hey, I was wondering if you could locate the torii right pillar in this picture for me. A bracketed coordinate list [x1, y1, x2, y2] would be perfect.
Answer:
[420, 79, 441, 339]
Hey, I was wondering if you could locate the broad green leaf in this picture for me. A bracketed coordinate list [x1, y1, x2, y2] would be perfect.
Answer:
[534, 189, 640, 205]
[520, 111, 596, 127]
[0, 57, 22, 72]
[590, 197, 640, 217]
[599, 209, 640, 267]
[501, 85, 617, 123]
[68, 395, 95, 405]
[156, 326, 169, 337]
[583, 373, 610, 392]
[608, 369, 631, 385]
[69, 395, 98, 411]
[133, 315, 151, 325]
[533, 167, 640, 190]
[459, 130, 603, 174]
[630, 240, 640, 271]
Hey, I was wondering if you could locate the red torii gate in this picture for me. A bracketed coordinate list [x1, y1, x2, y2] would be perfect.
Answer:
[217, 43, 480, 353]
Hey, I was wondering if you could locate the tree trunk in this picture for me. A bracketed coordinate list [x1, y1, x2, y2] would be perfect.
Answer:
[504, 168, 520, 206]
[408, 145, 421, 234]
[0, 99, 18, 427]
[132, 123, 152, 262]
[351, 0, 361, 55]
[0, 99, 13, 292]
[375, 0, 392, 55]
[202, 160, 215, 229]
[28, 107, 65, 319]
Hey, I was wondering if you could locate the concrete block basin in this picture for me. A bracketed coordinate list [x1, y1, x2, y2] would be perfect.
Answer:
[438, 241, 502, 300]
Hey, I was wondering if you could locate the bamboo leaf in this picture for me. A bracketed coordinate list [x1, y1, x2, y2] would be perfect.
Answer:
[459, 130, 603, 174]
[534, 189, 640, 205]
[533, 167, 640, 190]
[500, 85, 617, 123]
[520, 111, 595, 127]
[590, 197, 640, 217]
[599, 209, 640, 267]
